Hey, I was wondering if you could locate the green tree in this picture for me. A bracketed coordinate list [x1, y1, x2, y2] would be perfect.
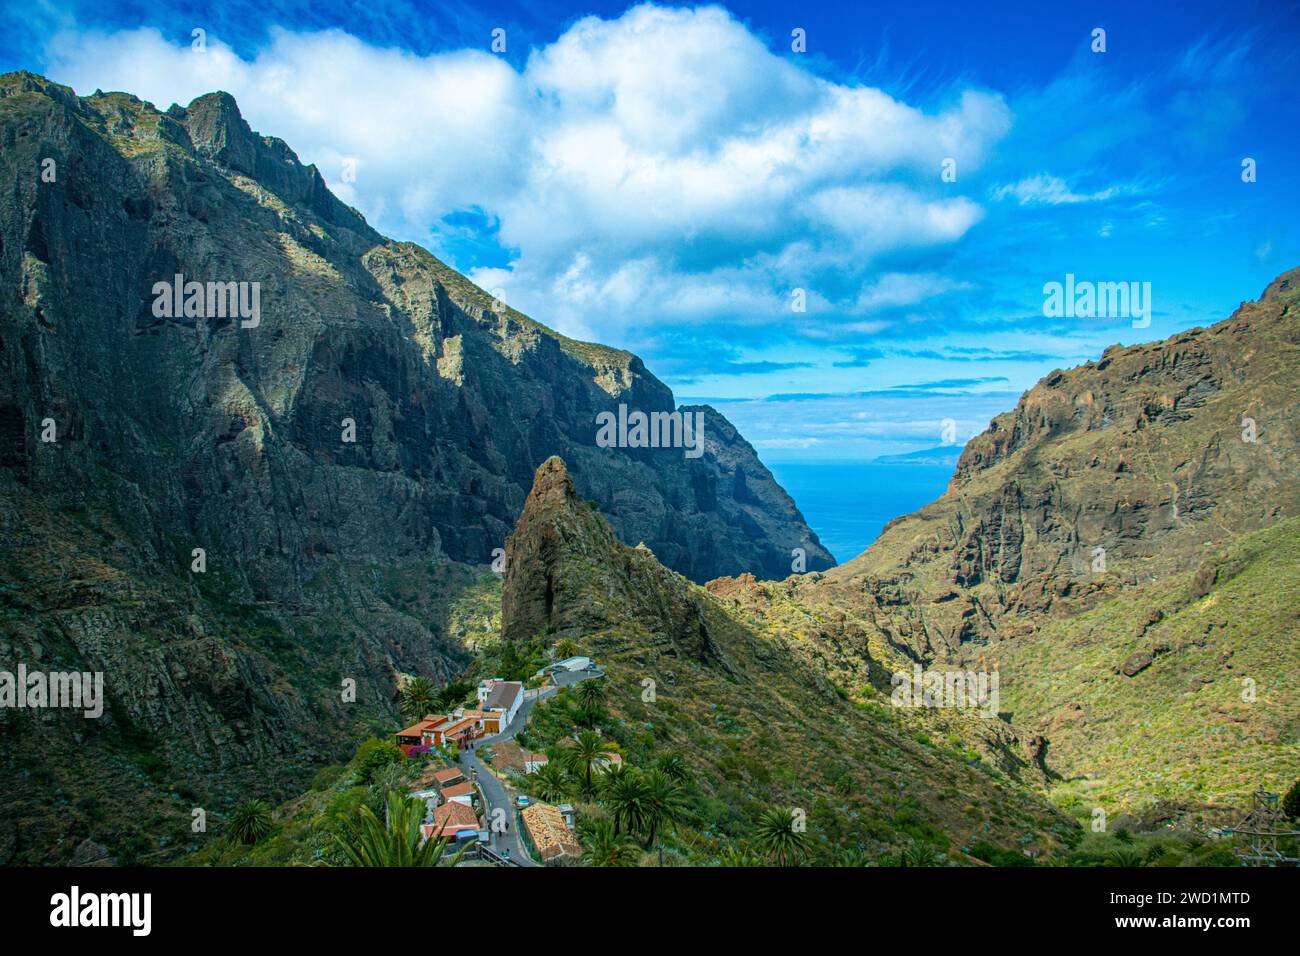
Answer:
[754, 806, 806, 866]
[641, 769, 688, 849]
[603, 767, 649, 837]
[884, 839, 945, 867]
[434, 680, 474, 711]
[653, 751, 689, 784]
[1283, 780, 1300, 821]
[833, 847, 875, 867]
[333, 792, 464, 867]
[532, 763, 572, 802]
[229, 799, 274, 846]
[578, 818, 640, 867]
[574, 678, 606, 712]
[400, 676, 436, 722]
[367, 761, 412, 812]
[564, 730, 621, 794]
[1104, 845, 1148, 868]
[555, 639, 580, 659]
[354, 738, 405, 784]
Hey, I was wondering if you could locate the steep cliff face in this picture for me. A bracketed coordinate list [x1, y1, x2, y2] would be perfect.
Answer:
[0, 72, 832, 597]
[829, 270, 1300, 658]
[0, 72, 828, 863]
[766, 271, 1300, 816]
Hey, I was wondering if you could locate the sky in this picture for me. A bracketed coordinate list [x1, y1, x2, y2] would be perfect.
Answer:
[2, 0, 1297, 462]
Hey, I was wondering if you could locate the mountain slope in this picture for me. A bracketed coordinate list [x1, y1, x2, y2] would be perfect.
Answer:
[781, 270, 1300, 818]
[829, 271, 1299, 657]
[499, 457, 1077, 862]
[0, 71, 829, 864]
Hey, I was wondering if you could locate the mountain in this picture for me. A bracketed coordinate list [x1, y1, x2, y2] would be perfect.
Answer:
[492, 456, 1076, 862]
[0, 72, 829, 863]
[491, 269, 1296, 856]
[0, 71, 831, 589]
[788, 271, 1300, 818]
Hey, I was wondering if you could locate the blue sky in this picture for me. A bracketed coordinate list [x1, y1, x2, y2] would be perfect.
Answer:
[3, 0, 1297, 461]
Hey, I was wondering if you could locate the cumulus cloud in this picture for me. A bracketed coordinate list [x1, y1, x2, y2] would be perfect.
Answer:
[42, 3, 1012, 344]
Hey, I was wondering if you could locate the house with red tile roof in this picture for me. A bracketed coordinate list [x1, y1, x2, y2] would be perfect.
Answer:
[521, 802, 581, 862]
[422, 800, 479, 841]
[394, 715, 450, 756]
[440, 781, 476, 807]
[394, 714, 481, 756]
[431, 766, 465, 788]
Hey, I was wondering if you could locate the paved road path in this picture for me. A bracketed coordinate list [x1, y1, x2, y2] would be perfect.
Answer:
[458, 670, 601, 867]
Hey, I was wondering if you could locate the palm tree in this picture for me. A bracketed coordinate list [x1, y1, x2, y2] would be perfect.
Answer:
[653, 751, 689, 784]
[574, 678, 605, 709]
[754, 806, 806, 866]
[563, 730, 621, 794]
[333, 792, 464, 867]
[603, 767, 649, 837]
[885, 839, 944, 867]
[400, 676, 436, 722]
[640, 769, 688, 849]
[532, 763, 571, 802]
[229, 799, 274, 846]
[1104, 845, 1148, 868]
[579, 818, 640, 867]
[834, 847, 875, 867]
[555, 638, 580, 659]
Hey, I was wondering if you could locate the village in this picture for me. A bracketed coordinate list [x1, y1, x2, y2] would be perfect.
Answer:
[392, 656, 604, 865]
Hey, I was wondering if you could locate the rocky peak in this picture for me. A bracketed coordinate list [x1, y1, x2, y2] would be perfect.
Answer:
[180, 91, 259, 170]
[524, 455, 579, 511]
[501, 456, 735, 670]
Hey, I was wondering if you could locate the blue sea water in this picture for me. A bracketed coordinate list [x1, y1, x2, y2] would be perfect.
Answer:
[765, 461, 954, 565]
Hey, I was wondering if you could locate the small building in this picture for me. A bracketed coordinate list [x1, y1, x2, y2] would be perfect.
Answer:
[441, 781, 476, 807]
[522, 752, 549, 774]
[422, 800, 479, 841]
[593, 752, 623, 773]
[553, 656, 592, 672]
[557, 803, 576, 828]
[477, 679, 524, 730]
[521, 802, 582, 863]
[434, 717, 479, 748]
[431, 767, 465, 788]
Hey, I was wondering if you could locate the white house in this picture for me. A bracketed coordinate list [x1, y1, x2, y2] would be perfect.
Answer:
[552, 656, 592, 672]
[522, 752, 550, 774]
[477, 678, 524, 730]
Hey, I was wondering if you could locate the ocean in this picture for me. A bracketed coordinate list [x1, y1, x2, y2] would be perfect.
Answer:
[765, 461, 955, 565]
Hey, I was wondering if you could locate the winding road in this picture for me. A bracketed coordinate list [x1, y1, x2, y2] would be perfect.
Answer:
[458, 668, 601, 867]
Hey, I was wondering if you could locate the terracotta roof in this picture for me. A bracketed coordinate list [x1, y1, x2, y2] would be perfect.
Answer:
[432, 767, 464, 784]
[395, 715, 449, 738]
[432, 801, 478, 829]
[521, 802, 581, 861]
[522, 752, 549, 763]
[441, 781, 475, 799]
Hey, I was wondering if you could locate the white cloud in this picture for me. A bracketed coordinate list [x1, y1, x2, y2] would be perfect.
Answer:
[42, 4, 1012, 344]
[990, 173, 1120, 206]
